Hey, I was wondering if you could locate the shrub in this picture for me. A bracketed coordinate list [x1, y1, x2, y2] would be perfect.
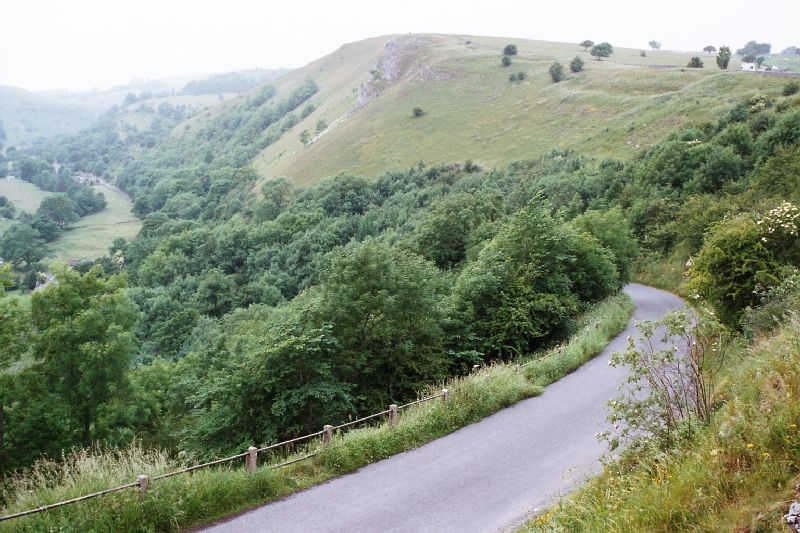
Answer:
[501, 55, 512, 67]
[784, 81, 800, 96]
[503, 44, 518, 56]
[604, 309, 730, 451]
[640, 50, 646, 57]
[549, 62, 565, 82]
[742, 269, 800, 337]
[412, 107, 425, 117]
[687, 56, 704, 68]
[689, 214, 781, 328]
[569, 56, 584, 73]
[716, 46, 731, 69]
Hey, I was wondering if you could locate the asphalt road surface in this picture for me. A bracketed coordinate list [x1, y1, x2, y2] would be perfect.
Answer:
[201, 284, 683, 533]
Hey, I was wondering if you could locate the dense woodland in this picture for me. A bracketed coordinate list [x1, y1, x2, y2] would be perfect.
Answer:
[0, 79, 799, 481]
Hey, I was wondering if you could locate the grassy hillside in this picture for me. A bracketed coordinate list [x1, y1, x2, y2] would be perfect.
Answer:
[47, 184, 140, 264]
[0, 178, 53, 235]
[234, 34, 788, 187]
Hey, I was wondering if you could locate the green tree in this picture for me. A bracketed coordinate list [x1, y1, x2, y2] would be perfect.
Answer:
[37, 194, 79, 229]
[0, 223, 46, 265]
[580, 40, 594, 51]
[570, 56, 585, 73]
[31, 266, 138, 445]
[299, 129, 311, 146]
[736, 40, 771, 56]
[716, 46, 731, 69]
[413, 191, 502, 268]
[549, 62, 565, 82]
[703, 45, 716, 54]
[453, 204, 617, 360]
[317, 239, 449, 408]
[501, 54, 512, 67]
[315, 118, 328, 133]
[571, 208, 638, 284]
[687, 56, 704, 68]
[503, 44, 518, 56]
[648, 40, 661, 50]
[590, 42, 614, 61]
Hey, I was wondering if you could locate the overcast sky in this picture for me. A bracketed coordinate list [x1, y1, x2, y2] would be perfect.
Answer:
[2, 0, 796, 92]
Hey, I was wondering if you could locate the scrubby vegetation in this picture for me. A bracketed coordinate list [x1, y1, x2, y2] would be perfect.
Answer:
[0, 295, 631, 531]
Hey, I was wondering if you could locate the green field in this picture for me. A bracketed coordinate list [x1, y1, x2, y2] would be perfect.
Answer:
[234, 34, 789, 187]
[0, 177, 54, 216]
[47, 184, 141, 264]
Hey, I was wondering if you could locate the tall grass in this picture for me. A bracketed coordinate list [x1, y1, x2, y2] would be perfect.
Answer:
[521, 314, 800, 532]
[0, 293, 632, 532]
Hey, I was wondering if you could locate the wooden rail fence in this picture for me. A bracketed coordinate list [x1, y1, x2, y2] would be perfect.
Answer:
[0, 389, 449, 522]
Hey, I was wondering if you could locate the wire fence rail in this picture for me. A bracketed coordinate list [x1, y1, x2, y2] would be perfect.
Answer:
[0, 388, 450, 523]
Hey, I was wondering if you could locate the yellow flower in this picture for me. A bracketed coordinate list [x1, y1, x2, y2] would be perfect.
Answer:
[746, 443, 754, 448]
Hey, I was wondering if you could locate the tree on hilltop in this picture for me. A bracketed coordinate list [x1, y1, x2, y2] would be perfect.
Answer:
[580, 40, 594, 51]
[649, 40, 661, 50]
[503, 44, 518, 56]
[591, 42, 614, 61]
[703, 45, 716, 54]
[736, 40, 771, 56]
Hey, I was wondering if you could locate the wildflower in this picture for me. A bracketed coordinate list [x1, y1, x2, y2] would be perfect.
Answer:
[746, 443, 754, 448]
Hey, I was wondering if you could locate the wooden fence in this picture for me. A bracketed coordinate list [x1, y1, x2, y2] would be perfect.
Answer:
[0, 389, 449, 522]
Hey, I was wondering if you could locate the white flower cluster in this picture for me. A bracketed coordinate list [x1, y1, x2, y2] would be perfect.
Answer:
[756, 201, 800, 243]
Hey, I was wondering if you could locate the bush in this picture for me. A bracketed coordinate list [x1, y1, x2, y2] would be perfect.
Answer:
[784, 81, 800, 96]
[687, 56, 704, 68]
[689, 214, 781, 328]
[549, 62, 565, 82]
[501, 55, 512, 67]
[503, 44, 518, 56]
[569, 56, 584, 73]
[640, 50, 646, 57]
[742, 269, 800, 338]
[412, 107, 425, 117]
[509, 71, 527, 82]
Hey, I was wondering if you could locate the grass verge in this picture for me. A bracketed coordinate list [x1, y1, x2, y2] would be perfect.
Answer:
[0, 292, 632, 532]
[520, 314, 800, 532]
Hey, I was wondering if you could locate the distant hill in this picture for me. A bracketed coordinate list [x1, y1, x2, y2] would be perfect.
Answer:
[175, 33, 782, 188]
[182, 69, 288, 95]
[0, 85, 101, 148]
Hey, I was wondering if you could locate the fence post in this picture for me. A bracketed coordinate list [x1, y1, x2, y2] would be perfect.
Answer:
[388, 404, 398, 428]
[322, 424, 333, 445]
[136, 474, 149, 501]
[246, 446, 258, 474]
[441, 388, 449, 401]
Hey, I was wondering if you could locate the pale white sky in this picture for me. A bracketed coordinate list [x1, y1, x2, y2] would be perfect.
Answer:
[2, 0, 796, 92]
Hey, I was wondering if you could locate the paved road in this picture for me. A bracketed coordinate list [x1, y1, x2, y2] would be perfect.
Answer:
[201, 284, 683, 533]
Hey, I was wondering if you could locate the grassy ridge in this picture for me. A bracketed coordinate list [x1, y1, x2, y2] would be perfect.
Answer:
[238, 34, 788, 187]
[0, 293, 632, 532]
[521, 315, 800, 533]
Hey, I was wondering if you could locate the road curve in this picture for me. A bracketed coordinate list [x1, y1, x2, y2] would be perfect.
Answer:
[201, 284, 683, 533]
